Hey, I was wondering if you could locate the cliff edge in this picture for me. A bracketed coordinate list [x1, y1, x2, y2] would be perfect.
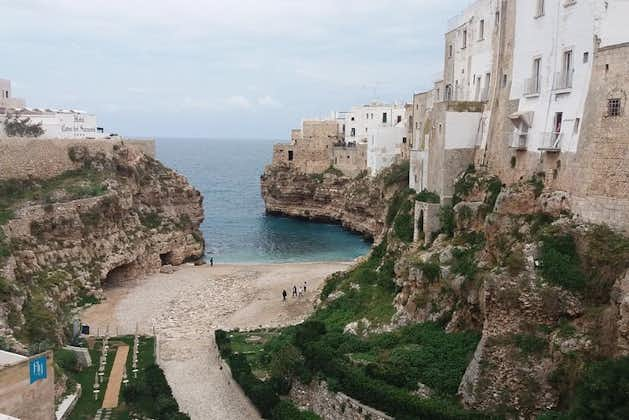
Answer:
[0, 142, 204, 350]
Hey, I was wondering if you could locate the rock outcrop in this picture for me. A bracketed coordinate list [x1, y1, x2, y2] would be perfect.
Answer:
[260, 163, 406, 239]
[0, 144, 204, 350]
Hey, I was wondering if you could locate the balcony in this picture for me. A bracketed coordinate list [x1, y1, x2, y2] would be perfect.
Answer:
[510, 131, 528, 150]
[552, 69, 574, 92]
[523, 77, 540, 97]
[538, 132, 562, 152]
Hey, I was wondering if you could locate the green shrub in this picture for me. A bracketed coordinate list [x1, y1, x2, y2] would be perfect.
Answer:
[439, 206, 455, 237]
[528, 173, 545, 197]
[569, 356, 629, 420]
[386, 188, 413, 225]
[514, 333, 547, 355]
[538, 233, 586, 291]
[0, 208, 15, 225]
[382, 160, 410, 187]
[55, 348, 79, 372]
[139, 211, 162, 229]
[22, 293, 59, 344]
[393, 200, 414, 243]
[420, 261, 441, 283]
[321, 272, 345, 300]
[324, 165, 344, 177]
[451, 248, 478, 281]
[271, 400, 320, 420]
[0, 230, 11, 258]
[416, 189, 440, 203]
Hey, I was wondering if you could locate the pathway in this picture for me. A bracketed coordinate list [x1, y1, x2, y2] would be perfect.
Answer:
[81, 262, 352, 420]
[101, 345, 129, 409]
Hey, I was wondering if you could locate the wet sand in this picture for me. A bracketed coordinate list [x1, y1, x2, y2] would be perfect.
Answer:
[81, 261, 351, 420]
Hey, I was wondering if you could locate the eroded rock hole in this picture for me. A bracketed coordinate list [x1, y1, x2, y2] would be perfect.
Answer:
[104, 261, 137, 287]
[160, 252, 174, 266]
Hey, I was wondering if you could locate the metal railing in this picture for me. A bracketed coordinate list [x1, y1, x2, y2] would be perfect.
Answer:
[523, 77, 541, 96]
[510, 132, 528, 150]
[538, 132, 562, 152]
[553, 69, 574, 91]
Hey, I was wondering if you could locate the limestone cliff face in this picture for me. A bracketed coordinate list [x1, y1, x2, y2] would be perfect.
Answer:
[392, 172, 629, 416]
[260, 163, 395, 239]
[0, 144, 204, 350]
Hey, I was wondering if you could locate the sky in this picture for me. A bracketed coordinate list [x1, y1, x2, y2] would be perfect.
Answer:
[1, 0, 471, 139]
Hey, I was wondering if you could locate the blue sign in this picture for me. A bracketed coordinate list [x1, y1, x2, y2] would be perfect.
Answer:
[29, 356, 47, 384]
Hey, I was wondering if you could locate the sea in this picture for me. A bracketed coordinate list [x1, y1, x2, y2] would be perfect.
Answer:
[156, 138, 372, 263]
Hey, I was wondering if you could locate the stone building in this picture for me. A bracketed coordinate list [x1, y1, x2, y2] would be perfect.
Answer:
[272, 118, 343, 174]
[0, 351, 55, 420]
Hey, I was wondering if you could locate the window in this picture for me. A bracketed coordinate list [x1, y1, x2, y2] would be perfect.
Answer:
[479, 19, 485, 40]
[502, 74, 508, 88]
[531, 57, 541, 93]
[495, 11, 500, 29]
[462, 30, 467, 48]
[449, 44, 453, 57]
[573, 118, 580, 134]
[583, 52, 589, 63]
[535, 0, 545, 17]
[397, 115, 402, 124]
[350, 127, 356, 137]
[402, 137, 407, 144]
[608, 98, 621, 116]
[288, 151, 294, 161]
[351, 116, 355, 121]
[382, 112, 387, 123]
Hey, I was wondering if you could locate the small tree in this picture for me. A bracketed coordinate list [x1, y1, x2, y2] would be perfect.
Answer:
[4, 113, 44, 137]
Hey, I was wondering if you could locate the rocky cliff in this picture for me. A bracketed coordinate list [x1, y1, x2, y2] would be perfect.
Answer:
[260, 163, 409, 239]
[0, 143, 204, 351]
[390, 170, 629, 417]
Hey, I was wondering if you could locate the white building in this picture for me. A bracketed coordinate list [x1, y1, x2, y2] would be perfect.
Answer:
[444, 0, 498, 102]
[508, 0, 629, 154]
[0, 108, 102, 139]
[345, 101, 408, 174]
[0, 79, 26, 108]
[0, 78, 108, 139]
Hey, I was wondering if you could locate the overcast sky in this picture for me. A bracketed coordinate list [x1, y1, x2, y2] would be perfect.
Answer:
[1, 0, 471, 139]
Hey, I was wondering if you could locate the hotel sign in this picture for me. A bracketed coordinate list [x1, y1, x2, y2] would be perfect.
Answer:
[29, 356, 47, 384]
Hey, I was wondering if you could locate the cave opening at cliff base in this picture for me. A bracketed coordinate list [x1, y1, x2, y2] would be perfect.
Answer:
[103, 261, 138, 288]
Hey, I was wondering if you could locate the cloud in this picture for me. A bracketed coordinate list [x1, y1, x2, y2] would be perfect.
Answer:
[0, 0, 472, 137]
[257, 96, 282, 108]
[226, 96, 252, 110]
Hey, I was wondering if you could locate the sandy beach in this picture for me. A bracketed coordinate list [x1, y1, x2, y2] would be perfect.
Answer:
[80, 261, 352, 420]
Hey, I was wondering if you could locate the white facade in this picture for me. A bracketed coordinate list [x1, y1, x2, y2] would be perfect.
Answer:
[345, 102, 408, 174]
[1, 109, 101, 139]
[0, 79, 26, 108]
[508, 0, 629, 154]
[445, 0, 499, 102]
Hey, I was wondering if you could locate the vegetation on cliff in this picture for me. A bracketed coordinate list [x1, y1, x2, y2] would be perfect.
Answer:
[0, 144, 205, 353]
[252, 160, 629, 418]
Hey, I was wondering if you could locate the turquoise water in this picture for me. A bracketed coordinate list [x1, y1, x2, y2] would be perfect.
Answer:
[156, 138, 371, 263]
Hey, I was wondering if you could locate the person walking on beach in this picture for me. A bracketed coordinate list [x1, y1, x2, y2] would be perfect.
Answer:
[282, 289, 287, 301]
[303, 281, 307, 294]
[293, 285, 297, 297]
[210, 257, 214, 267]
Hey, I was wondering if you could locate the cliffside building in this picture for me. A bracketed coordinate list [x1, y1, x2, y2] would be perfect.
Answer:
[410, 0, 629, 231]
[0, 78, 108, 139]
[345, 101, 409, 174]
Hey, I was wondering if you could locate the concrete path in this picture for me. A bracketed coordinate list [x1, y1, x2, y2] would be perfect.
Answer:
[101, 345, 129, 409]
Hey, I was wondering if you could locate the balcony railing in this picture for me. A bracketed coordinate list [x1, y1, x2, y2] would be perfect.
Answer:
[552, 69, 574, 91]
[523, 77, 540, 96]
[510, 132, 528, 150]
[538, 132, 562, 152]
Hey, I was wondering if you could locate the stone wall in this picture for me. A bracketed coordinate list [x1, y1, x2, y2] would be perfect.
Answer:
[414, 201, 442, 244]
[290, 380, 392, 420]
[0, 137, 155, 181]
[0, 351, 55, 420]
[333, 143, 367, 177]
